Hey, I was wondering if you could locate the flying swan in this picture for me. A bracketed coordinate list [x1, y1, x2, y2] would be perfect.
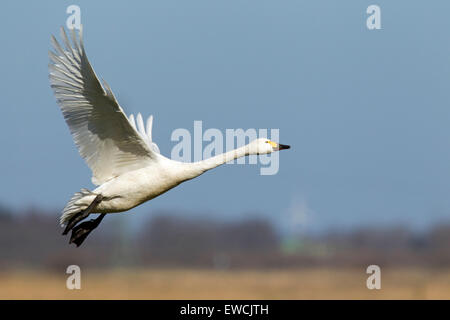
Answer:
[49, 26, 290, 246]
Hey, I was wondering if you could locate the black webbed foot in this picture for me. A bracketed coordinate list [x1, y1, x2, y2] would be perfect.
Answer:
[69, 213, 106, 247]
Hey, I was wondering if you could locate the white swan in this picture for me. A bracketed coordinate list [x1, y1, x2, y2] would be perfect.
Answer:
[49, 26, 290, 246]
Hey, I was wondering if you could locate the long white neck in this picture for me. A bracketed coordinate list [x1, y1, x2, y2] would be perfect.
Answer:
[198, 145, 250, 172]
[177, 145, 250, 181]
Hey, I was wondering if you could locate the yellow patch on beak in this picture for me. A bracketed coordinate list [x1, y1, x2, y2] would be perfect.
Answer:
[267, 141, 278, 148]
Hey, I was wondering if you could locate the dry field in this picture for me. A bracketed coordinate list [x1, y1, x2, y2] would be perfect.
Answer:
[0, 268, 449, 299]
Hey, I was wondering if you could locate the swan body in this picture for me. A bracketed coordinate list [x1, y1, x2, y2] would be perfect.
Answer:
[92, 155, 200, 213]
[49, 26, 290, 245]
[67, 141, 276, 215]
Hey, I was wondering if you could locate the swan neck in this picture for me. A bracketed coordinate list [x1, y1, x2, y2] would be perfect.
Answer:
[196, 145, 249, 172]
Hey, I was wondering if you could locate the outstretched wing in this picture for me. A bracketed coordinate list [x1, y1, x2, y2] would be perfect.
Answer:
[49, 26, 157, 185]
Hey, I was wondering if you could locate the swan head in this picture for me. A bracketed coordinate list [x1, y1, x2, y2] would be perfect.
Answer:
[248, 138, 291, 155]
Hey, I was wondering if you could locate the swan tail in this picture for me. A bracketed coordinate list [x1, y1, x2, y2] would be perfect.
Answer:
[60, 189, 98, 226]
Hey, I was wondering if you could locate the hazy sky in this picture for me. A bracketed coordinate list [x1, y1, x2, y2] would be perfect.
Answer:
[2, 0, 450, 232]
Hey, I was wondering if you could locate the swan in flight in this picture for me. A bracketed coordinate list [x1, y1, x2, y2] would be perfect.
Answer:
[49, 26, 290, 247]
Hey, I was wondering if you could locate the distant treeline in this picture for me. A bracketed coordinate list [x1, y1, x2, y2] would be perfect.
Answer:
[1, 207, 450, 270]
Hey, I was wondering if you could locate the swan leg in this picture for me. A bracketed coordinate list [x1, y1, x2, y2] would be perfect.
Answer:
[62, 194, 103, 235]
[69, 213, 106, 247]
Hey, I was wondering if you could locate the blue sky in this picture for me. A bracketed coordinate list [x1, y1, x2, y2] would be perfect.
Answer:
[2, 1, 450, 232]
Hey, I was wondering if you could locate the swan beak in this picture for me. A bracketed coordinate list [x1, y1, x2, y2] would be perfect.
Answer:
[276, 144, 291, 151]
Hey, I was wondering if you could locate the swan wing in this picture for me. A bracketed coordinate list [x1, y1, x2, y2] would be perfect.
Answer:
[49, 26, 157, 185]
[128, 113, 161, 154]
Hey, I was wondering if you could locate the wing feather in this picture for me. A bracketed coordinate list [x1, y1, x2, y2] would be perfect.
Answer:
[146, 115, 153, 142]
[128, 113, 160, 154]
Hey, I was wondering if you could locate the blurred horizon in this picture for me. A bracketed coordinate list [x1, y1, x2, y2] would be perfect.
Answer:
[2, 205, 450, 299]
[3, 206, 450, 269]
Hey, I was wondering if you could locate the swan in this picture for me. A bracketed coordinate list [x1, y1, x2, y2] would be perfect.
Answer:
[49, 26, 290, 246]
